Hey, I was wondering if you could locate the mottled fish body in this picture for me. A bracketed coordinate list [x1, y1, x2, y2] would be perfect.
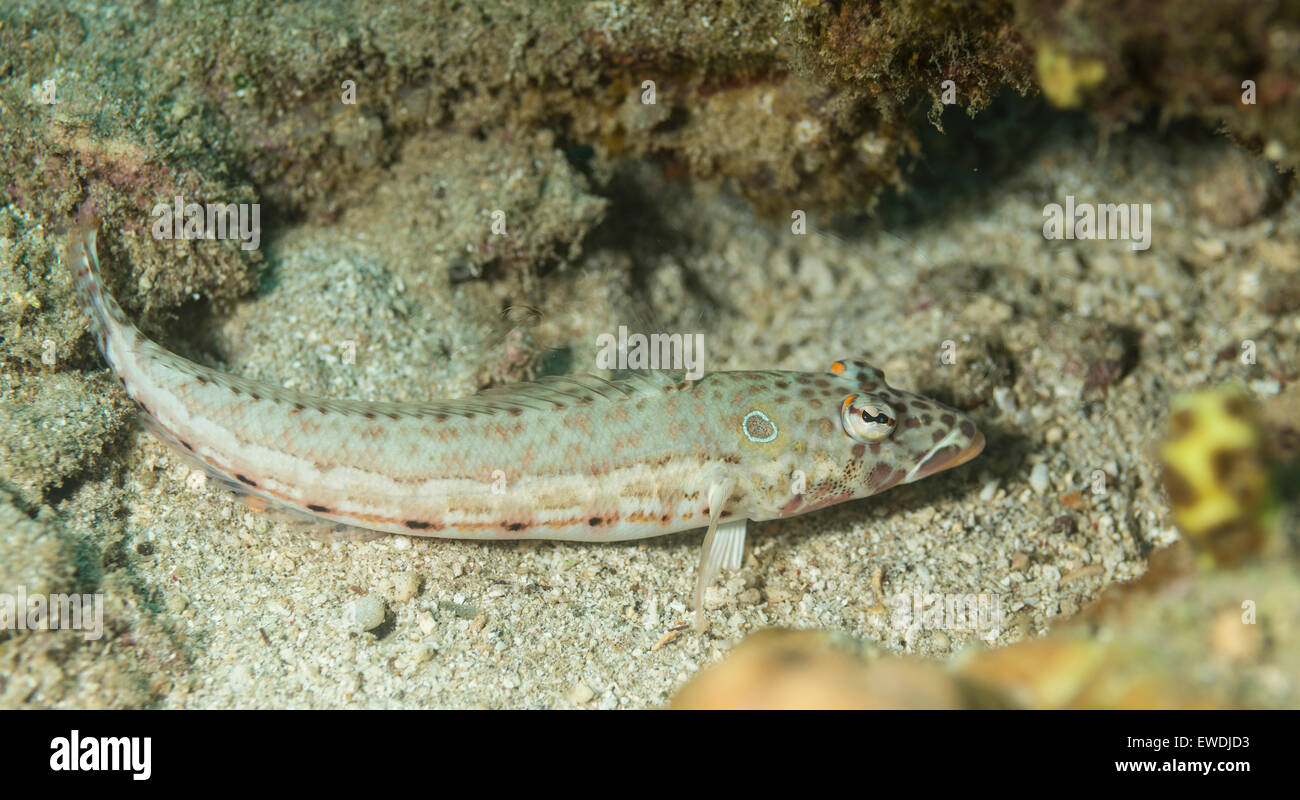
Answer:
[66, 219, 984, 627]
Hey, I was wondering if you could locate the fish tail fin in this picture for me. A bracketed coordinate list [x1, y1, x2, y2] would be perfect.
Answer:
[64, 214, 135, 364]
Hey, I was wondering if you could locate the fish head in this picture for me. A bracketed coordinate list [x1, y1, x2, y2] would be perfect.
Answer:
[746, 359, 984, 520]
[828, 359, 984, 492]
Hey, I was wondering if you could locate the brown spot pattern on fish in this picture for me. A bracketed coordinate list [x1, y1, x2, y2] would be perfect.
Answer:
[63, 218, 985, 629]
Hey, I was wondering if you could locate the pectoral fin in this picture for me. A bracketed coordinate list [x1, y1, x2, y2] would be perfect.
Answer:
[693, 479, 747, 631]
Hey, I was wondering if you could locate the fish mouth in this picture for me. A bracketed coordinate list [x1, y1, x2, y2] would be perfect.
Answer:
[906, 430, 985, 482]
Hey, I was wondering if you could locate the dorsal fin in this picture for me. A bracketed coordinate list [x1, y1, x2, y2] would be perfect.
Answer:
[156, 348, 696, 420]
[473, 371, 690, 408]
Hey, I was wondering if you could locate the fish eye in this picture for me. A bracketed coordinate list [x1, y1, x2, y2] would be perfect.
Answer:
[841, 395, 895, 442]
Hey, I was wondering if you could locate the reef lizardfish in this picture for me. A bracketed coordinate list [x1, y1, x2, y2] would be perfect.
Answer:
[66, 218, 984, 629]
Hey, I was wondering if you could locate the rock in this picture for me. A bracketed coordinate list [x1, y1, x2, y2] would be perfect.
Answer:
[1029, 463, 1051, 495]
[1190, 149, 1278, 228]
[385, 572, 420, 604]
[343, 596, 386, 632]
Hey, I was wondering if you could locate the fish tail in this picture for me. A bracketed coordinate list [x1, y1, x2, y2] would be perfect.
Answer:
[65, 215, 134, 365]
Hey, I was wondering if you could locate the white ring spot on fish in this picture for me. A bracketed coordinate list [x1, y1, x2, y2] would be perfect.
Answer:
[742, 410, 778, 443]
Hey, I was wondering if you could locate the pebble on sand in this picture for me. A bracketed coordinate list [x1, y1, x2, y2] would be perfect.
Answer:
[1029, 463, 1051, 495]
[567, 683, 596, 705]
[343, 596, 386, 632]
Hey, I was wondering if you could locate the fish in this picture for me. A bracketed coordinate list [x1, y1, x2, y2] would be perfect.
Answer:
[65, 217, 985, 629]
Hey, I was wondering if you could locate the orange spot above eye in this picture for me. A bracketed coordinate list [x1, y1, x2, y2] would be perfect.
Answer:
[831, 361, 846, 375]
[842, 394, 857, 409]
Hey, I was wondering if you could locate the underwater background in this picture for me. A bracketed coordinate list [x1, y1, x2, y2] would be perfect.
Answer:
[1, 0, 1297, 708]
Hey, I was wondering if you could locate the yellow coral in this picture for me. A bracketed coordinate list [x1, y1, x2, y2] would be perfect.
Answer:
[1160, 386, 1276, 566]
[1036, 42, 1107, 109]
